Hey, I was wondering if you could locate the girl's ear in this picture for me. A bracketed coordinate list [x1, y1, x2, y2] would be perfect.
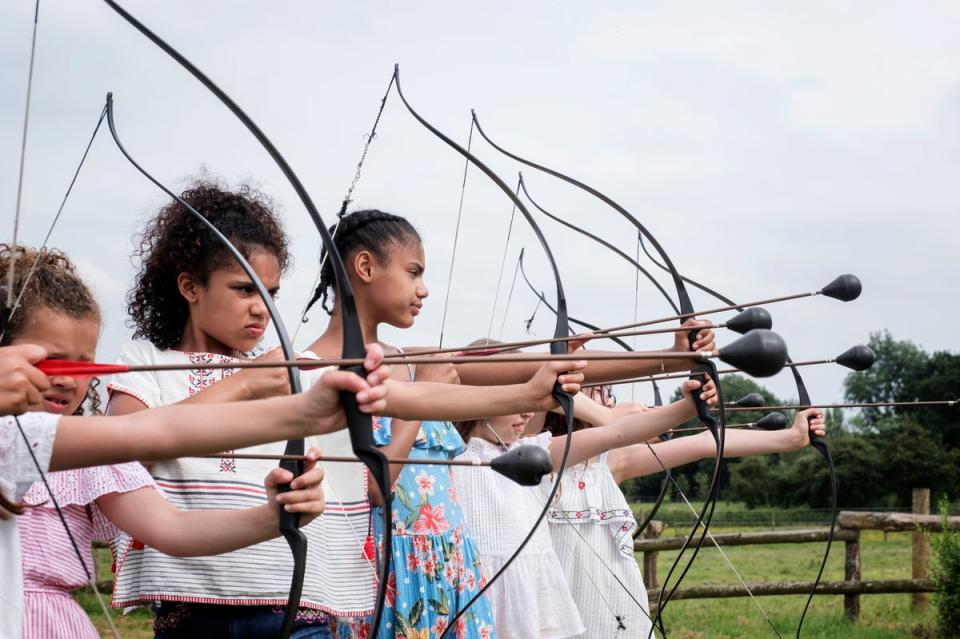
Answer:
[177, 272, 201, 303]
[353, 249, 375, 284]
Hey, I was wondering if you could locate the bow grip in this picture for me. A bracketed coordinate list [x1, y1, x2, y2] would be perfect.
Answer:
[808, 415, 827, 450]
[685, 327, 719, 431]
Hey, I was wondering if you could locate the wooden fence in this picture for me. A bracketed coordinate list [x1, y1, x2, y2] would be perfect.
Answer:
[635, 488, 959, 618]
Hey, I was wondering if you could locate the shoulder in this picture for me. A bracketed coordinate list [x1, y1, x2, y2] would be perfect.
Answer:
[527, 431, 553, 450]
[115, 340, 171, 366]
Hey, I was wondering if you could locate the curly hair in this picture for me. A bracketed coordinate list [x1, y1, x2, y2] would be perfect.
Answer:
[127, 182, 290, 349]
[0, 243, 102, 416]
[305, 209, 420, 316]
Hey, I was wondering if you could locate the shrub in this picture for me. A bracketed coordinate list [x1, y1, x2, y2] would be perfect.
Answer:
[932, 496, 960, 637]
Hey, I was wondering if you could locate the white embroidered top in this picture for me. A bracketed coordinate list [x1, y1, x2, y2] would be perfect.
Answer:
[106, 341, 375, 616]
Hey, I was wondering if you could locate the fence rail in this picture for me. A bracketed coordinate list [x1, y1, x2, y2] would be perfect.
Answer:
[637, 488, 959, 620]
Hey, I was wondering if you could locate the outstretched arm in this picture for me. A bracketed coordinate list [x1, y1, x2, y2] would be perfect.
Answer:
[547, 380, 717, 470]
[455, 319, 715, 385]
[48, 345, 391, 471]
[381, 360, 585, 421]
[607, 408, 826, 483]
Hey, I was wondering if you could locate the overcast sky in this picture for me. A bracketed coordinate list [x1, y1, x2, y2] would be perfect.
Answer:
[2, 1, 958, 406]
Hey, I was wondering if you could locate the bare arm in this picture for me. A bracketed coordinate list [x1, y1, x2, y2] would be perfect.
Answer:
[548, 394, 699, 471]
[608, 408, 826, 483]
[49, 347, 393, 471]
[455, 320, 716, 385]
[96, 456, 326, 556]
[381, 360, 584, 421]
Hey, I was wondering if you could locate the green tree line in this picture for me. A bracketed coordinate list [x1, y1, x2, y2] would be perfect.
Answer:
[622, 331, 960, 510]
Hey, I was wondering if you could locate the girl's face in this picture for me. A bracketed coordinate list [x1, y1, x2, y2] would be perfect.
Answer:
[178, 248, 281, 354]
[476, 413, 534, 448]
[360, 240, 428, 329]
[11, 307, 98, 415]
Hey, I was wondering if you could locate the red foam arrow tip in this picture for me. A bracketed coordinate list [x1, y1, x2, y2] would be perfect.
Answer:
[36, 360, 131, 378]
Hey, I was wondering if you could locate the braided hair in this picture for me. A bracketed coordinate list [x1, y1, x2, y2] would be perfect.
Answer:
[306, 209, 420, 315]
[0, 244, 103, 417]
[127, 182, 290, 349]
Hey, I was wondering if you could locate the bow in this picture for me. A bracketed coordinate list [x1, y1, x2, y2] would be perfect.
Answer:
[388, 64, 577, 638]
[468, 112, 729, 637]
[518, 183, 800, 636]
[636, 238, 854, 638]
[101, 3, 393, 637]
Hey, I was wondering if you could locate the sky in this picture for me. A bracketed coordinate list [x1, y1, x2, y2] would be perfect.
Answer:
[1, 1, 958, 407]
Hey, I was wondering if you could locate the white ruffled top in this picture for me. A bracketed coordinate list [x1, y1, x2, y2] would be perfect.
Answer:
[453, 433, 584, 639]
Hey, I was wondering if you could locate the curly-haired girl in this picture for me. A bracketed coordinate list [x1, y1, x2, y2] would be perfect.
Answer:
[0, 243, 331, 639]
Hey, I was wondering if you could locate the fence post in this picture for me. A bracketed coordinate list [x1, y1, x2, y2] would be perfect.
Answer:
[643, 521, 663, 589]
[912, 488, 931, 611]
[843, 527, 861, 620]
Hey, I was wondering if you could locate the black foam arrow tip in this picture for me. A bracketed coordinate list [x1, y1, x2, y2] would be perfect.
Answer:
[490, 445, 553, 486]
[717, 329, 788, 378]
[734, 392, 765, 408]
[821, 274, 862, 302]
[725, 307, 773, 334]
[835, 344, 876, 371]
[756, 412, 788, 430]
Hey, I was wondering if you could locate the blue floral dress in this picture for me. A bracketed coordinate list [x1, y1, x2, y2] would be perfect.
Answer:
[361, 417, 496, 639]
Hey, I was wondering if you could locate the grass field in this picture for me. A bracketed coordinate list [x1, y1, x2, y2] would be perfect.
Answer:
[77, 504, 940, 638]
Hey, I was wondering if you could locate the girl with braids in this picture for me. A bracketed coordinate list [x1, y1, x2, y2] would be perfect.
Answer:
[540, 387, 826, 638]
[302, 208, 695, 639]
[0, 244, 336, 639]
[107, 192, 579, 638]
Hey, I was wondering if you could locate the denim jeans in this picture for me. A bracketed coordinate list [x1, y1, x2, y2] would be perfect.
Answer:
[154, 602, 333, 639]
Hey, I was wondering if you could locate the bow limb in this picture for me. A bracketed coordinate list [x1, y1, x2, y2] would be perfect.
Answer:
[517, 174, 680, 315]
[101, 4, 392, 638]
[390, 65, 576, 638]
[104, 94, 312, 635]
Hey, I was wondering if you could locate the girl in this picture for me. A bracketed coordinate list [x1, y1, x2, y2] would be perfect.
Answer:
[306, 209, 607, 639]
[450, 379, 716, 639]
[0, 244, 338, 639]
[107, 190, 581, 639]
[542, 386, 826, 638]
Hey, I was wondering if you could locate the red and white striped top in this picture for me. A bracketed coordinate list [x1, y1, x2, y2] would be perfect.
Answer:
[17, 462, 155, 639]
[106, 341, 377, 617]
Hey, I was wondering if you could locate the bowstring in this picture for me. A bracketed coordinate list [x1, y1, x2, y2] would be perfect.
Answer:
[6, 0, 41, 312]
[641, 440, 783, 638]
[436, 118, 474, 348]
[294, 71, 396, 337]
[485, 178, 521, 340]
[14, 415, 121, 639]
[484, 424, 652, 631]
[496, 251, 522, 340]
[1, 105, 107, 344]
